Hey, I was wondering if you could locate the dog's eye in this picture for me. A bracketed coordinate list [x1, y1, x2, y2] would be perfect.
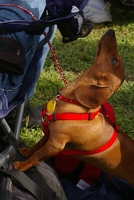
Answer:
[111, 58, 118, 65]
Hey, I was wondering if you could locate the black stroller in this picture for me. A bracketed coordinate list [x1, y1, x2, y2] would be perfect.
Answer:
[0, 1, 91, 199]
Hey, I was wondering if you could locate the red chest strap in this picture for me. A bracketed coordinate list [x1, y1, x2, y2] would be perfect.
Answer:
[42, 107, 101, 141]
[42, 102, 120, 155]
[58, 129, 117, 155]
[42, 107, 101, 122]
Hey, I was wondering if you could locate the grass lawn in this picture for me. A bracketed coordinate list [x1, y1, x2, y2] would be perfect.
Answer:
[20, 6, 134, 147]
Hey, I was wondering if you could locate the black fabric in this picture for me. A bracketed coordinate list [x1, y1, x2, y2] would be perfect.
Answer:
[44, 0, 90, 42]
[45, 0, 88, 18]
[0, 169, 41, 200]
[59, 173, 134, 200]
[0, 35, 25, 75]
[57, 13, 93, 43]
[0, 142, 67, 200]
[49, 157, 85, 185]
[65, 161, 85, 184]
[0, 1, 91, 43]
[41, 0, 92, 43]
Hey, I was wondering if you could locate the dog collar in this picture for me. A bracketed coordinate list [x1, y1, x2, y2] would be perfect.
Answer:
[56, 94, 80, 105]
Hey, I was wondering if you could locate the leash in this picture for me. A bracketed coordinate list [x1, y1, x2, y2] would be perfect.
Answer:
[0, 3, 68, 86]
[47, 42, 68, 86]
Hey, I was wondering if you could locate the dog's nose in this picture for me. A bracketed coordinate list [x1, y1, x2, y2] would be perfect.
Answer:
[108, 29, 115, 37]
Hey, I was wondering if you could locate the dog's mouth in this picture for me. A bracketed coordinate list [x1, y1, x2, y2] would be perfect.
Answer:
[97, 29, 116, 56]
[94, 84, 112, 88]
[95, 77, 124, 90]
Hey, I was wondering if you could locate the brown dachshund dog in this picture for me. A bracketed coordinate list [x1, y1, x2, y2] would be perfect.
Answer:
[14, 29, 134, 188]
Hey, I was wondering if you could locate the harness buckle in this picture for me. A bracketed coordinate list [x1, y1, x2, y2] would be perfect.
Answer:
[113, 123, 120, 132]
[52, 113, 56, 121]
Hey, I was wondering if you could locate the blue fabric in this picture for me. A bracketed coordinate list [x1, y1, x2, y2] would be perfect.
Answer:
[59, 172, 134, 200]
[0, 0, 56, 117]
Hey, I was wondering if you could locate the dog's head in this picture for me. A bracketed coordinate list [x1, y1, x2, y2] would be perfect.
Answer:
[73, 29, 125, 108]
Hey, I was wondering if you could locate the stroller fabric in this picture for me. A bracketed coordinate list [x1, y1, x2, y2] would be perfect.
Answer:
[0, 0, 56, 117]
[0, 142, 67, 200]
[0, 35, 25, 76]
[0, 0, 89, 117]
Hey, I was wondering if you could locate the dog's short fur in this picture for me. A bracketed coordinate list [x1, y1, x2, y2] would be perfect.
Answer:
[14, 30, 134, 188]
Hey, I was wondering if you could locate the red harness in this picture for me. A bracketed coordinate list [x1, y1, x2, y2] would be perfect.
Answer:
[42, 95, 120, 155]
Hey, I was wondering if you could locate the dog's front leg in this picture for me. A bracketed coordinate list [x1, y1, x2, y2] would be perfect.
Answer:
[19, 135, 47, 158]
[14, 137, 66, 172]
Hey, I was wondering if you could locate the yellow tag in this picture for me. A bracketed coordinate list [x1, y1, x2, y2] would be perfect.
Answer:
[47, 100, 56, 113]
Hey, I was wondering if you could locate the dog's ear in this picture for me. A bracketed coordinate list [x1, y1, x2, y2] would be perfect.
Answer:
[74, 85, 114, 108]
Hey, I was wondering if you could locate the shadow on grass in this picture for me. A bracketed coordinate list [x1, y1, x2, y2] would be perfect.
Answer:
[110, 6, 134, 26]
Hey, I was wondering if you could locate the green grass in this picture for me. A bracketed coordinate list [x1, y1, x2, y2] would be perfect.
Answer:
[20, 7, 134, 146]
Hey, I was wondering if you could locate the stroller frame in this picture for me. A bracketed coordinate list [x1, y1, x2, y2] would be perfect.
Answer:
[0, 0, 89, 168]
[0, 25, 54, 167]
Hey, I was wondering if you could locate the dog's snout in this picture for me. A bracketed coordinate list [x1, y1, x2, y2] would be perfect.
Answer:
[107, 29, 115, 37]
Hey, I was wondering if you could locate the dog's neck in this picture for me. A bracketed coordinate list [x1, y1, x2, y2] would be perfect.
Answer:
[58, 84, 101, 114]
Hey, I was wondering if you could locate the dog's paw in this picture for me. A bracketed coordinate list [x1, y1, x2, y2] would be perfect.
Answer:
[19, 147, 31, 157]
[13, 161, 27, 172]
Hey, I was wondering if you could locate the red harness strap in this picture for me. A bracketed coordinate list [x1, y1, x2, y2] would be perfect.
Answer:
[42, 100, 120, 155]
[58, 129, 117, 155]
[42, 107, 101, 122]
[42, 107, 101, 140]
